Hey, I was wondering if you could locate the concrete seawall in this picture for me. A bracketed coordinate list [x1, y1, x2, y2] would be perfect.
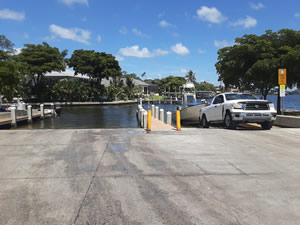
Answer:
[274, 115, 300, 128]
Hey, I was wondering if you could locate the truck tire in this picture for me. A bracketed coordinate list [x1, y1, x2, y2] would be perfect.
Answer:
[202, 115, 210, 128]
[224, 112, 237, 129]
[261, 121, 273, 130]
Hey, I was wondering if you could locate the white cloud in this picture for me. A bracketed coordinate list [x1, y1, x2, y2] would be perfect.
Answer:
[59, 0, 88, 6]
[119, 45, 168, 58]
[159, 20, 175, 28]
[120, 26, 128, 35]
[13, 48, 22, 55]
[97, 35, 102, 42]
[196, 6, 226, 24]
[132, 28, 149, 38]
[250, 3, 265, 10]
[115, 55, 124, 61]
[171, 43, 190, 55]
[231, 16, 257, 28]
[0, 9, 25, 21]
[214, 40, 232, 48]
[49, 24, 91, 45]
[198, 49, 206, 54]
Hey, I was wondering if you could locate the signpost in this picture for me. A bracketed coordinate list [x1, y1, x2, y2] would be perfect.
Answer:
[278, 69, 287, 114]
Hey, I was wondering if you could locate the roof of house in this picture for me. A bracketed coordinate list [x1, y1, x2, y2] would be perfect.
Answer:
[45, 70, 149, 87]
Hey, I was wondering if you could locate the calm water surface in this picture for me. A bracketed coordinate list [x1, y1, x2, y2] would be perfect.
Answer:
[16, 105, 139, 129]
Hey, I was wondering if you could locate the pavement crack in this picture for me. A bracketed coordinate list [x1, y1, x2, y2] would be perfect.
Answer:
[72, 131, 112, 225]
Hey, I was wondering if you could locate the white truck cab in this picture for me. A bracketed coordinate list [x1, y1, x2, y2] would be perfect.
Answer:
[199, 93, 277, 129]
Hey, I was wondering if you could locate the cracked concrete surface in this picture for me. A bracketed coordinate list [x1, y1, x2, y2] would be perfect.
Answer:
[0, 128, 300, 225]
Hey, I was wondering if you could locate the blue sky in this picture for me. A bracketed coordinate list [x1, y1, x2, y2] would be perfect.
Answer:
[1, 0, 300, 84]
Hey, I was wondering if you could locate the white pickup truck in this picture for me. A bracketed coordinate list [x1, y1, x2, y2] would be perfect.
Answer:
[199, 93, 277, 129]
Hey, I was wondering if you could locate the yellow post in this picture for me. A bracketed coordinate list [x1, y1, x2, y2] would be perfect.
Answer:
[147, 110, 151, 132]
[176, 110, 181, 131]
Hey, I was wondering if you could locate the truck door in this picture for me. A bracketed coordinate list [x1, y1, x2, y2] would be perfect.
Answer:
[214, 95, 224, 121]
[210, 95, 224, 121]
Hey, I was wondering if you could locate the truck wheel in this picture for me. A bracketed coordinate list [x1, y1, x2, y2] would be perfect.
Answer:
[202, 115, 210, 128]
[261, 121, 273, 130]
[224, 112, 237, 129]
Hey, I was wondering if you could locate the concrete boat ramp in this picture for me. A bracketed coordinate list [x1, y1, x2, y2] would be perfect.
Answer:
[1, 128, 300, 225]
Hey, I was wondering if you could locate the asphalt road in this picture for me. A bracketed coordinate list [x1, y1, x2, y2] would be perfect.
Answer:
[0, 128, 300, 225]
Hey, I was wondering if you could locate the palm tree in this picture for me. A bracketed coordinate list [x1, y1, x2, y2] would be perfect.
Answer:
[185, 70, 196, 83]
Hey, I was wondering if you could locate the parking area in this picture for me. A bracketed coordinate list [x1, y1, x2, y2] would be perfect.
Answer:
[0, 128, 300, 225]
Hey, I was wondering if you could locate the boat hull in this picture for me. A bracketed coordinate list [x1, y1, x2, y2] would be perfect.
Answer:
[180, 104, 207, 121]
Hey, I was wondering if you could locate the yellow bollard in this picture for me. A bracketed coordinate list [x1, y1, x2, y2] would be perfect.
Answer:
[176, 110, 181, 131]
[147, 110, 152, 132]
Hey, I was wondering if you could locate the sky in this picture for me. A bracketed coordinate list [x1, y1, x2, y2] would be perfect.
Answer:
[1, 0, 300, 84]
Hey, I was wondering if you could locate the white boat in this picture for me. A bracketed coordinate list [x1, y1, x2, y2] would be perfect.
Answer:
[179, 82, 208, 121]
[180, 103, 207, 121]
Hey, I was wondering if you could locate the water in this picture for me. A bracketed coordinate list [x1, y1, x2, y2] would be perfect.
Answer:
[258, 94, 300, 110]
[15, 105, 139, 129]
[13, 94, 300, 129]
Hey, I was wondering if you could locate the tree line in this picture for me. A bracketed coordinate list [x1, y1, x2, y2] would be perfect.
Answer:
[0, 35, 216, 103]
[215, 29, 300, 112]
[0, 35, 139, 102]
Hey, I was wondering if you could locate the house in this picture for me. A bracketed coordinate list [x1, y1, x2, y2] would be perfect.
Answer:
[44, 70, 149, 93]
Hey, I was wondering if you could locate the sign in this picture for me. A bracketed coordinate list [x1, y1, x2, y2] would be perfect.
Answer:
[280, 85, 285, 97]
[278, 69, 287, 85]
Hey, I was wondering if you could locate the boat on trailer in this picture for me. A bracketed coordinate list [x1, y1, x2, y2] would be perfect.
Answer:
[179, 82, 208, 122]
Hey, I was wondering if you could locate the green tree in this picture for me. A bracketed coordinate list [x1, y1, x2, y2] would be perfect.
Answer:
[185, 70, 196, 83]
[0, 35, 24, 100]
[16, 42, 67, 101]
[158, 76, 186, 94]
[68, 50, 122, 99]
[122, 71, 141, 80]
[216, 29, 300, 107]
[195, 81, 216, 91]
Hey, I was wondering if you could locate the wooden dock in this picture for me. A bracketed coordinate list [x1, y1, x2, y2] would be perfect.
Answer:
[0, 112, 46, 127]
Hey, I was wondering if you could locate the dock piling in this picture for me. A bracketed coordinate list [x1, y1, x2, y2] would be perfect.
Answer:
[155, 106, 159, 119]
[167, 111, 172, 126]
[50, 103, 55, 116]
[40, 104, 44, 119]
[151, 105, 155, 117]
[160, 109, 164, 122]
[143, 111, 147, 129]
[139, 98, 143, 106]
[140, 109, 145, 127]
[28, 105, 32, 122]
[10, 107, 17, 127]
